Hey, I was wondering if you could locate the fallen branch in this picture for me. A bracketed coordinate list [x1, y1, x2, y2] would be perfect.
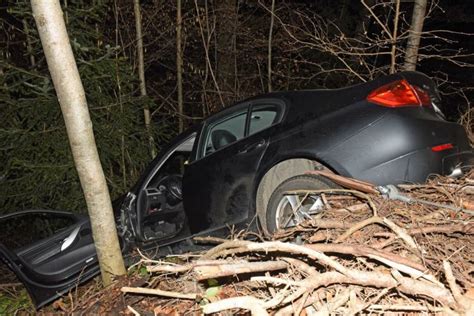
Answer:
[305, 243, 428, 278]
[201, 296, 268, 316]
[335, 216, 384, 243]
[382, 217, 418, 251]
[146, 259, 243, 273]
[193, 260, 288, 281]
[335, 216, 419, 252]
[121, 287, 197, 300]
[127, 305, 140, 316]
[0, 282, 23, 288]
[256, 270, 456, 307]
[306, 170, 379, 195]
[367, 304, 446, 312]
[201, 239, 251, 260]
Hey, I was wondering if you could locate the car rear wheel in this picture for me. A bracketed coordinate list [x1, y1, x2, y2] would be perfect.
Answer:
[265, 174, 337, 234]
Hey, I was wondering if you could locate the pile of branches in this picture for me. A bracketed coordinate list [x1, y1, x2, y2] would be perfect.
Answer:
[119, 172, 472, 315]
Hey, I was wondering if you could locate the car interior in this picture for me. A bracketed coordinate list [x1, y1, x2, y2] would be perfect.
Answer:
[140, 136, 195, 241]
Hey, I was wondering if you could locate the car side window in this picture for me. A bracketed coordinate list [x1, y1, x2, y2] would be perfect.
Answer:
[204, 111, 247, 156]
[248, 104, 280, 136]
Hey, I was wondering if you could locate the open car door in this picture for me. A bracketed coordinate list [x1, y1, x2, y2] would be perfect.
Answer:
[128, 127, 198, 244]
[0, 210, 99, 308]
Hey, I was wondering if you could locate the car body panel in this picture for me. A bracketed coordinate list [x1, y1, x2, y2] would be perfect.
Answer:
[1, 71, 473, 308]
[183, 99, 285, 233]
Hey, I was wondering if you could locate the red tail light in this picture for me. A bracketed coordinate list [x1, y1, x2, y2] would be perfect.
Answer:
[367, 79, 431, 108]
[431, 143, 453, 152]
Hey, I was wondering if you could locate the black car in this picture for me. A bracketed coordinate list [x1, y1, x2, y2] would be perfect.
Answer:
[1, 71, 473, 308]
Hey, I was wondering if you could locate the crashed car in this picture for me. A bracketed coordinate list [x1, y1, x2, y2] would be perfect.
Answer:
[1, 71, 473, 308]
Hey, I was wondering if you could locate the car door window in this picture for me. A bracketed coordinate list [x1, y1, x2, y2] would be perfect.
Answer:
[248, 104, 280, 136]
[204, 111, 247, 156]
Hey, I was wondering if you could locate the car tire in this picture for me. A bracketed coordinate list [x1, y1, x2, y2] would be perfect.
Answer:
[265, 174, 337, 234]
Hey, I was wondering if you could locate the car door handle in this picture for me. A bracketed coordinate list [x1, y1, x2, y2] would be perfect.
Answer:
[238, 139, 266, 154]
[61, 225, 81, 252]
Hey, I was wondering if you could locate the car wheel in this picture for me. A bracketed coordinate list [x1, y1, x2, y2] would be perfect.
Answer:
[265, 174, 337, 234]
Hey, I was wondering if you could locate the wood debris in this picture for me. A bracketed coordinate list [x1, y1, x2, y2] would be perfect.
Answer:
[74, 171, 474, 315]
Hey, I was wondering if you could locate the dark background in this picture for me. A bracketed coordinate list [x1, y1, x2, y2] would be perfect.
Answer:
[0, 0, 472, 214]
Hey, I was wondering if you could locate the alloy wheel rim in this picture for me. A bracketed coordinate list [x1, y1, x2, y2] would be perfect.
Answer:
[274, 194, 324, 230]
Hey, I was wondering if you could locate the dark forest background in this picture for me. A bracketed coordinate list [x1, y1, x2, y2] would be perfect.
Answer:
[1, 0, 473, 214]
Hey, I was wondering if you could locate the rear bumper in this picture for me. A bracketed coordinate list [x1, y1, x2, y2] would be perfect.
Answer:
[443, 150, 474, 175]
[357, 147, 473, 185]
[327, 107, 474, 185]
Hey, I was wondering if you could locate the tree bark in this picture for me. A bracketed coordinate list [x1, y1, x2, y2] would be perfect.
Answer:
[133, 0, 156, 157]
[31, 0, 126, 285]
[215, 0, 238, 103]
[176, 0, 184, 133]
[403, 0, 427, 71]
[267, 0, 275, 92]
[390, 0, 400, 74]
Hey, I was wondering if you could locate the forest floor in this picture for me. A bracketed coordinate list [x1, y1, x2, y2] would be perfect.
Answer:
[2, 170, 474, 315]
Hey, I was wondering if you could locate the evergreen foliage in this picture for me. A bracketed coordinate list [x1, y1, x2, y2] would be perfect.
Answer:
[0, 0, 172, 214]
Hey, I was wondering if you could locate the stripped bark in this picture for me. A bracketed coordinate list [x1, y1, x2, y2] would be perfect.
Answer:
[193, 260, 288, 281]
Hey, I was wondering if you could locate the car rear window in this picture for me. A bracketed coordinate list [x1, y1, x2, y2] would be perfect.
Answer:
[249, 104, 280, 135]
[204, 111, 247, 156]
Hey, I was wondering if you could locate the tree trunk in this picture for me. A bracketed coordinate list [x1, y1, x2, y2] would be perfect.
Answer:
[403, 0, 427, 71]
[267, 0, 275, 92]
[31, 0, 126, 285]
[390, 0, 401, 74]
[133, 0, 156, 157]
[215, 0, 238, 103]
[176, 0, 184, 133]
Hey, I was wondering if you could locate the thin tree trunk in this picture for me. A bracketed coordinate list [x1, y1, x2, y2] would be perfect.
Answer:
[267, 0, 275, 92]
[215, 0, 237, 103]
[114, 0, 127, 189]
[133, 0, 156, 157]
[194, 0, 224, 108]
[176, 0, 184, 133]
[403, 0, 427, 71]
[390, 0, 400, 74]
[31, 0, 126, 285]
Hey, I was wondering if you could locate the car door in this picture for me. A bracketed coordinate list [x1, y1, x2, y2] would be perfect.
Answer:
[182, 99, 284, 233]
[0, 210, 98, 308]
[129, 128, 199, 243]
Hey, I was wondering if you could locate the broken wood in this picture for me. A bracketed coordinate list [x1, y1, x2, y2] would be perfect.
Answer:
[193, 260, 288, 281]
[112, 171, 474, 315]
[201, 296, 268, 315]
[121, 287, 197, 300]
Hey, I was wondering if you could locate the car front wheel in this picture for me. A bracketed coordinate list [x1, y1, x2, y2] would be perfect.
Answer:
[265, 174, 337, 234]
